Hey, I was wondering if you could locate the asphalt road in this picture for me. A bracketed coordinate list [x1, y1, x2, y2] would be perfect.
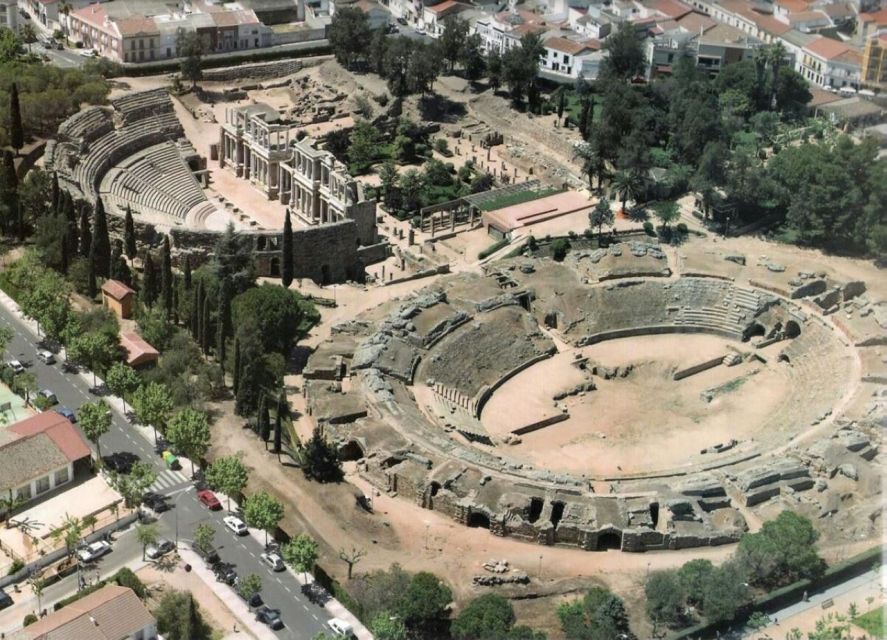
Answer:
[0, 303, 331, 639]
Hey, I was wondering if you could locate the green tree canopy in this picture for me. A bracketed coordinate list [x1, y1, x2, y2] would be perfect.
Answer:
[154, 590, 212, 640]
[451, 593, 515, 640]
[328, 6, 371, 68]
[557, 586, 635, 640]
[282, 533, 319, 579]
[242, 490, 284, 546]
[396, 571, 453, 634]
[736, 510, 824, 589]
[205, 455, 249, 511]
[79, 400, 112, 462]
[166, 408, 210, 473]
[231, 284, 308, 356]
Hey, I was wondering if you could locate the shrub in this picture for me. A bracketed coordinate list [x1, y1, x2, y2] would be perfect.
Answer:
[434, 138, 449, 154]
[677, 222, 688, 235]
[583, 228, 594, 239]
[23, 613, 38, 626]
[478, 239, 508, 260]
[7, 558, 24, 575]
[113, 567, 146, 599]
[551, 238, 571, 261]
[643, 221, 655, 236]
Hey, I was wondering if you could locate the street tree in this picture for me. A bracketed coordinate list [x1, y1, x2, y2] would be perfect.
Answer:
[136, 523, 159, 560]
[166, 408, 211, 474]
[193, 523, 215, 556]
[451, 593, 515, 640]
[108, 461, 157, 509]
[439, 16, 470, 72]
[282, 533, 318, 581]
[237, 573, 262, 602]
[20, 267, 72, 342]
[105, 362, 141, 413]
[50, 513, 83, 560]
[131, 381, 173, 442]
[205, 455, 249, 512]
[243, 490, 285, 546]
[67, 330, 118, 387]
[653, 201, 680, 232]
[736, 511, 824, 589]
[79, 400, 112, 463]
[12, 372, 37, 406]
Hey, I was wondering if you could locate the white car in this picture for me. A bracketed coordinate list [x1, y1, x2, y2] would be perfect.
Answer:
[146, 538, 175, 559]
[36, 350, 55, 365]
[328, 618, 355, 638]
[77, 540, 111, 563]
[78, 48, 97, 57]
[6, 360, 24, 375]
[260, 552, 285, 572]
[223, 515, 248, 536]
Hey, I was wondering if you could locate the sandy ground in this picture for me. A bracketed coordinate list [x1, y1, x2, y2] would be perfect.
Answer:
[138, 562, 252, 639]
[477, 334, 789, 476]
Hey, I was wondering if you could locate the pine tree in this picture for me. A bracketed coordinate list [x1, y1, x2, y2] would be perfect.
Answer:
[142, 252, 158, 306]
[124, 206, 137, 260]
[9, 83, 23, 153]
[161, 235, 173, 317]
[232, 338, 241, 396]
[79, 204, 92, 258]
[281, 209, 293, 288]
[92, 198, 111, 278]
[274, 391, 286, 454]
[183, 255, 192, 290]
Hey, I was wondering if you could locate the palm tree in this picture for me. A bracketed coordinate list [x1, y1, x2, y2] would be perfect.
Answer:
[767, 42, 787, 110]
[573, 139, 607, 194]
[611, 170, 644, 214]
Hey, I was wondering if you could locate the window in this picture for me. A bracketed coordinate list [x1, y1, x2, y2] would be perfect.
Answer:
[16, 485, 31, 501]
[55, 467, 70, 486]
[36, 476, 50, 495]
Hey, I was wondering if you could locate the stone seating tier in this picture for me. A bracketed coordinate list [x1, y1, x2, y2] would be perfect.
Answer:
[110, 89, 174, 125]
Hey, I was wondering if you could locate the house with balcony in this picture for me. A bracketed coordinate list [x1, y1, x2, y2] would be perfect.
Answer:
[800, 35, 862, 89]
[542, 35, 602, 77]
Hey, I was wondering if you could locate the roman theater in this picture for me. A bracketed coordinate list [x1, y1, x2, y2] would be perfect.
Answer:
[305, 244, 883, 553]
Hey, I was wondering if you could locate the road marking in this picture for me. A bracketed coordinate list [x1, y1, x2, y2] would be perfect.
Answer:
[312, 614, 319, 621]
[284, 586, 291, 593]
[302, 604, 309, 611]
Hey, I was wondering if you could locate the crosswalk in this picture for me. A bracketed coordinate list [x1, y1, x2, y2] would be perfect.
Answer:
[149, 469, 189, 493]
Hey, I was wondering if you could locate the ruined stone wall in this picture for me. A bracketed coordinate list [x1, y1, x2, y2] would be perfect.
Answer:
[201, 59, 304, 82]
[347, 200, 378, 246]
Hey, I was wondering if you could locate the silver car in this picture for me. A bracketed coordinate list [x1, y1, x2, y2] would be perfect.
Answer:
[146, 538, 175, 559]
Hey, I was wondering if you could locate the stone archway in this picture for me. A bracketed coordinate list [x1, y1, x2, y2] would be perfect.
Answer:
[467, 511, 490, 529]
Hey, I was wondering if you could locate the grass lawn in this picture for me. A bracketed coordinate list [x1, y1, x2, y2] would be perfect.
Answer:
[853, 608, 885, 638]
[478, 187, 564, 212]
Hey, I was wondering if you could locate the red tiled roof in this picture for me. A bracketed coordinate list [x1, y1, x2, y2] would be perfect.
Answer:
[545, 36, 597, 54]
[651, 0, 693, 19]
[120, 332, 159, 367]
[115, 16, 159, 36]
[8, 412, 91, 463]
[100, 279, 135, 301]
[210, 8, 260, 27]
[676, 11, 717, 33]
[425, 0, 467, 15]
[805, 36, 852, 59]
[752, 12, 792, 34]
[859, 8, 887, 25]
[776, 0, 811, 13]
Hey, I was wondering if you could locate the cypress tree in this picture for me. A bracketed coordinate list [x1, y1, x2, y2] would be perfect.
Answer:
[281, 209, 293, 288]
[201, 294, 211, 354]
[142, 252, 157, 306]
[257, 394, 269, 444]
[79, 204, 92, 258]
[51, 172, 60, 214]
[92, 198, 111, 278]
[274, 391, 285, 455]
[161, 235, 173, 317]
[9, 83, 23, 153]
[60, 233, 69, 275]
[183, 254, 192, 290]
[216, 321, 226, 366]
[172, 280, 180, 324]
[196, 281, 205, 345]
[232, 338, 241, 396]
[124, 206, 136, 259]
[216, 277, 232, 357]
[2, 150, 17, 235]
[87, 244, 97, 299]
[111, 240, 131, 285]
[190, 280, 200, 338]
[64, 193, 78, 255]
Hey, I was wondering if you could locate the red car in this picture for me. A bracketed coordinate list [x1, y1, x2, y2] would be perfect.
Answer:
[197, 489, 221, 510]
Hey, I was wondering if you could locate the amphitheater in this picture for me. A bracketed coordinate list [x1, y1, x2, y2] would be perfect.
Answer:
[304, 244, 884, 553]
[45, 89, 381, 283]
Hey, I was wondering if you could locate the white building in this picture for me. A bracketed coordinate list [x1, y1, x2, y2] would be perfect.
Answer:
[800, 35, 862, 88]
[542, 35, 602, 77]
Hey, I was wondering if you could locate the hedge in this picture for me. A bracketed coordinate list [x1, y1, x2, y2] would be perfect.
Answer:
[478, 239, 508, 260]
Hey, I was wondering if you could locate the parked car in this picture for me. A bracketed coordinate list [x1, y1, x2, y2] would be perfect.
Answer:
[37, 389, 58, 405]
[223, 515, 248, 536]
[260, 552, 285, 572]
[103, 452, 139, 474]
[213, 562, 237, 585]
[36, 350, 55, 364]
[77, 540, 111, 563]
[6, 360, 24, 375]
[55, 406, 76, 423]
[328, 618, 355, 638]
[154, 437, 169, 455]
[197, 489, 221, 510]
[78, 48, 97, 57]
[145, 538, 175, 559]
[255, 606, 284, 630]
[396, 16, 407, 25]
[142, 492, 169, 513]
[0, 588, 12, 610]
[191, 542, 219, 566]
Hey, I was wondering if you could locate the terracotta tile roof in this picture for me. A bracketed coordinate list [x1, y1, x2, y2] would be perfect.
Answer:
[676, 11, 717, 33]
[805, 35, 852, 59]
[425, 0, 468, 15]
[23, 585, 155, 640]
[100, 279, 135, 301]
[821, 3, 853, 19]
[859, 8, 887, 25]
[72, 3, 111, 29]
[8, 412, 91, 464]
[120, 332, 159, 367]
[834, 48, 862, 64]
[115, 16, 159, 36]
[545, 36, 597, 54]
[650, 0, 693, 19]
[210, 8, 260, 27]
[775, 0, 811, 13]
[789, 10, 830, 24]
[0, 433, 69, 493]
[752, 12, 792, 34]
